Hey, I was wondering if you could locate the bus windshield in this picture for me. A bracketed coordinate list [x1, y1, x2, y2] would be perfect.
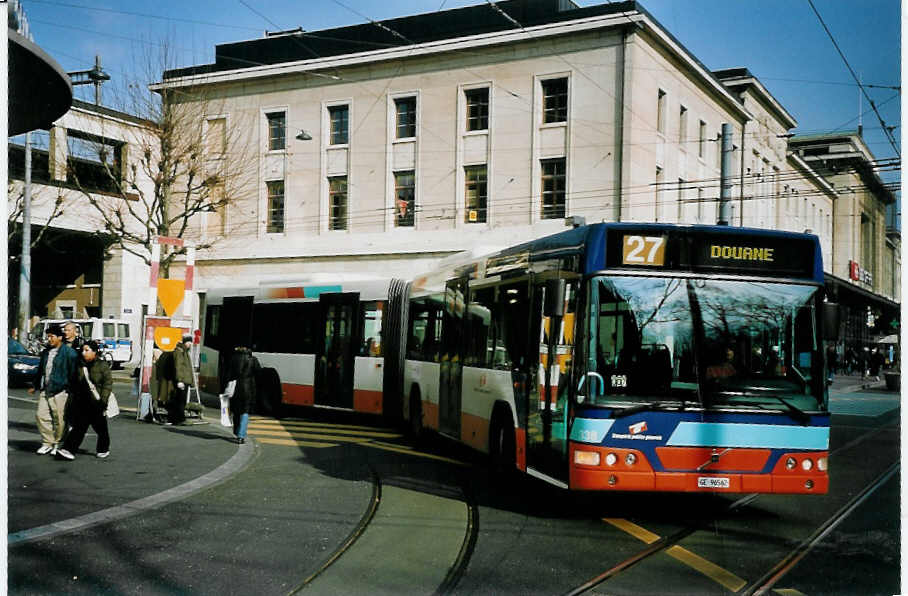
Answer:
[580, 276, 823, 412]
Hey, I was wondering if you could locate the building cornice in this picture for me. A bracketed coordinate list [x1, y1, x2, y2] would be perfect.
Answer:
[151, 5, 751, 121]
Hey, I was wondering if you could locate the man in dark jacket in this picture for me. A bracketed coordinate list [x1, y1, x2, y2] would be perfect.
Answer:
[222, 345, 261, 444]
[164, 335, 194, 425]
[29, 324, 78, 454]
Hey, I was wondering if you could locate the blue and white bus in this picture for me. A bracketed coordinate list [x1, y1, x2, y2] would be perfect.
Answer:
[397, 223, 833, 494]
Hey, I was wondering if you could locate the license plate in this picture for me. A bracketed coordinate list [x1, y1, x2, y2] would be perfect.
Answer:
[697, 477, 730, 489]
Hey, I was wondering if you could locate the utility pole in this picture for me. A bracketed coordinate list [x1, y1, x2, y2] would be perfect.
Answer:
[67, 55, 110, 105]
[717, 122, 733, 225]
[18, 131, 32, 340]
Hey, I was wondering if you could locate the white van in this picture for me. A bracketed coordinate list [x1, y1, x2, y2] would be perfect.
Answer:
[31, 318, 134, 368]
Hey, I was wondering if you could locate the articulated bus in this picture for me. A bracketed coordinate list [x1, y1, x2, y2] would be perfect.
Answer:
[200, 223, 833, 494]
[397, 223, 832, 494]
[199, 276, 408, 417]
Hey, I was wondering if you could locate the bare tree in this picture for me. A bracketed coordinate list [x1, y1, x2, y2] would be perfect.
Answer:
[68, 40, 256, 277]
[7, 182, 66, 246]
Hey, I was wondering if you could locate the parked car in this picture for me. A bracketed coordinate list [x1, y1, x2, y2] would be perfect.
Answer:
[8, 337, 39, 387]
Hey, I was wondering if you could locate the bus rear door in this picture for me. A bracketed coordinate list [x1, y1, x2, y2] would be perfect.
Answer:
[315, 293, 358, 409]
[438, 278, 467, 438]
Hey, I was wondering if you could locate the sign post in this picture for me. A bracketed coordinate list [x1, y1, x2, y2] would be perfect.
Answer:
[137, 236, 197, 421]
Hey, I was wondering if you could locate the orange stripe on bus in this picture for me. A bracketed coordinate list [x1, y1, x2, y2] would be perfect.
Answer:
[460, 412, 489, 452]
[353, 390, 383, 414]
[423, 401, 439, 430]
[283, 384, 314, 406]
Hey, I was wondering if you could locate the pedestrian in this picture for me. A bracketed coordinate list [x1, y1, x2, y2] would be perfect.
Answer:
[869, 347, 884, 381]
[165, 335, 194, 425]
[826, 344, 838, 376]
[222, 345, 261, 444]
[56, 341, 113, 460]
[28, 324, 78, 455]
[62, 321, 85, 352]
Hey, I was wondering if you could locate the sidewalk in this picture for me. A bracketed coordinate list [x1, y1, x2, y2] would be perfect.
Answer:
[7, 378, 249, 545]
[829, 372, 891, 393]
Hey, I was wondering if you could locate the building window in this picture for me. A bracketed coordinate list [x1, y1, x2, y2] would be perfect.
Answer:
[266, 112, 286, 151]
[657, 89, 666, 134]
[329, 105, 349, 145]
[679, 105, 688, 145]
[542, 78, 568, 124]
[540, 158, 566, 219]
[207, 117, 226, 156]
[698, 120, 706, 158]
[329, 176, 348, 231]
[395, 170, 415, 227]
[465, 88, 489, 131]
[395, 97, 417, 139]
[464, 165, 487, 223]
[266, 180, 284, 233]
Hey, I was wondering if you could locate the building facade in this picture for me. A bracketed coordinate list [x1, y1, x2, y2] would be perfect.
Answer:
[8, 100, 156, 348]
[17, 0, 891, 354]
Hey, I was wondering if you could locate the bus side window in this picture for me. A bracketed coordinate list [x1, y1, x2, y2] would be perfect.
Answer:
[498, 283, 529, 370]
[465, 286, 495, 368]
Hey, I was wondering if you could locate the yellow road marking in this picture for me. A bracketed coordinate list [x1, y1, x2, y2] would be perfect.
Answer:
[248, 423, 402, 439]
[603, 518, 747, 593]
[362, 441, 469, 466]
[249, 429, 373, 443]
[255, 437, 339, 448]
[250, 419, 388, 432]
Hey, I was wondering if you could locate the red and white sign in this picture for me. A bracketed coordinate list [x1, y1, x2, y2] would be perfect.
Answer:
[629, 421, 648, 435]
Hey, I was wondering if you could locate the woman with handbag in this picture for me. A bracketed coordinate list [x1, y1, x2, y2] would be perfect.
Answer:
[56, 340, 115, 460]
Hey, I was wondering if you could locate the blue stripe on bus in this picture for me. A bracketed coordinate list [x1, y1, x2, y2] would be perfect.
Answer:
[304, 285, 343, 298]
[569, 418, 615, 444]
[666, 422, 829, 450]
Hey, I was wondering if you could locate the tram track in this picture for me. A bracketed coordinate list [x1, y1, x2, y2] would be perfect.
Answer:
[285, 462, 480, 595]
[286, 466, 383, 595]
[564, 420, 898, 595]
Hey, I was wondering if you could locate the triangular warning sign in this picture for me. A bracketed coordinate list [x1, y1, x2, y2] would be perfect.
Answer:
[157, 279, 186, 317]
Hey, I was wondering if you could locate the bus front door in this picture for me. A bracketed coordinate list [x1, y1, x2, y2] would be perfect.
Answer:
[315, 293, 358, 409]
[438, 278, 466, 438]
[525, 278, 573, 485]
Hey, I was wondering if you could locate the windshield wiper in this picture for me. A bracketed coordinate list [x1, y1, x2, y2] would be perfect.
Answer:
[609, 402, 658, 418]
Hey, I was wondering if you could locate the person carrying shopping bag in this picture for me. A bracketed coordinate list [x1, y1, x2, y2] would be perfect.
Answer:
[222, 345, 261, 444]
[57, 341, 114, 460]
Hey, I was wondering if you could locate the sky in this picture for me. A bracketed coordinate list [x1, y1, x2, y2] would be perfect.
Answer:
[19, 0, 902, 192]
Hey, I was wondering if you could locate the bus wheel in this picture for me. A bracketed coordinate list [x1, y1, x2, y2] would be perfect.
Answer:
[489, 406, 516, 477]
[256, 368, 283, 418]
[408, 387, 423, 440]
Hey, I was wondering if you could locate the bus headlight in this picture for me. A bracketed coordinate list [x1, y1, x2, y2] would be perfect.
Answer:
[574, 451, 600, 467]
[801, 458, 814, 471]
[785, 457, 797, 470]
[625, 453, 637, 466]
[605, 453, 618, 466]
[817, 457, 827, 472]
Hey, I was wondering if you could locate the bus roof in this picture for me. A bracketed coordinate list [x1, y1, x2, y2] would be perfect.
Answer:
[412, 223, 823, 293]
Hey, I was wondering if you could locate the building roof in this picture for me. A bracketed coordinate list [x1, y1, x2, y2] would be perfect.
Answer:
[789, 132, 896, 205]
[713, 67, 797, 130]
[163, 0, 624, 79]
[156, 0, 750, 121]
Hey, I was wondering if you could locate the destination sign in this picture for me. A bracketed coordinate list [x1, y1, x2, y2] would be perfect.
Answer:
[605, 228, 817, 279]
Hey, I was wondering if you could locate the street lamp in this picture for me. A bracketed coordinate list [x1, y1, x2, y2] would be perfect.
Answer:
[295, 130, 312, 141]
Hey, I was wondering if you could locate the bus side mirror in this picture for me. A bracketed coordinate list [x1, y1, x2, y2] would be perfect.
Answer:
[544, 279, 566, 318]
[823, 303, 841, 342]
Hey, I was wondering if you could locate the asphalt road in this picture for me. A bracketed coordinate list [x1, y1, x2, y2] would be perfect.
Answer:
[6, 376, 901, 595]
